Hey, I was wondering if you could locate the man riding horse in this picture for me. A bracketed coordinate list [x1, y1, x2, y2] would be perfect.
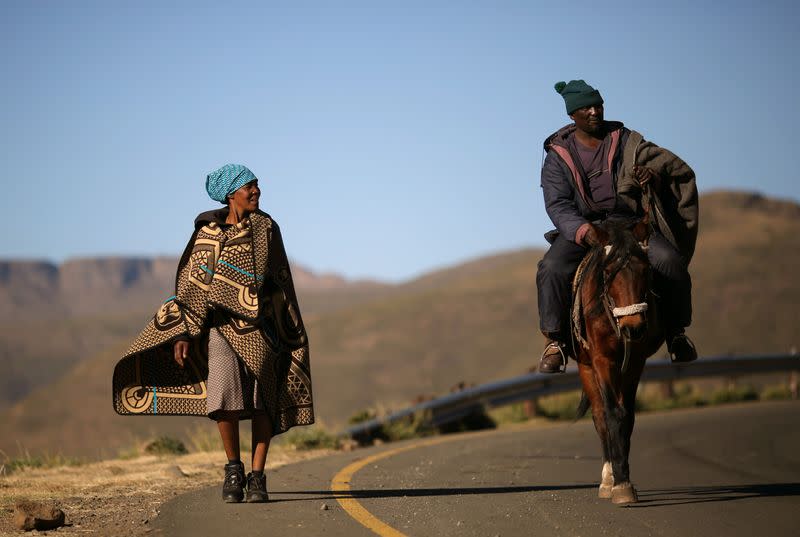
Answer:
[537, 79, 698, 373]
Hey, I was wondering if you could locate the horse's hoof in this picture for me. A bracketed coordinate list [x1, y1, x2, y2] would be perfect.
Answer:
[611, 483, 638, 505]
[599, 462, 614, 499]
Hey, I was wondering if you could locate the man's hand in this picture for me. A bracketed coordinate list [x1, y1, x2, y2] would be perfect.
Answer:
[583, 225, 601, 247]
[633, 166, 660, 190]
[173, 340, 189, 368]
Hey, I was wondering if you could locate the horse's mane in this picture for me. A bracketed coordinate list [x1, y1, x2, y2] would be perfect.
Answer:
[583, 221, 649, 319]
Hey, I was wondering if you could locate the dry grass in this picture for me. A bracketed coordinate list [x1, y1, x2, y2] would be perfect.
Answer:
[0, 444, 335, 536]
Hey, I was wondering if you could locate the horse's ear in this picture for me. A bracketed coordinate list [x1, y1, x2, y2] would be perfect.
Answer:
[632, 220, 650, 245]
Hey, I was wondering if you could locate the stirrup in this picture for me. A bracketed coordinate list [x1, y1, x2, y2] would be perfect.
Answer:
[540, 341, 568, 373]
[668, 333, 697, 363]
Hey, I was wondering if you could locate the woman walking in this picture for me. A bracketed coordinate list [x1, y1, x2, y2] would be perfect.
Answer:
[113, 164, 314, 503]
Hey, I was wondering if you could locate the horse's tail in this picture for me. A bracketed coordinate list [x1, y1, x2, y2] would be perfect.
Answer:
[575, 391, 591, 421]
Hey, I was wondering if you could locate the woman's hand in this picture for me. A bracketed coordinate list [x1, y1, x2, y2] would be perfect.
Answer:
[173, 340, 189, 368]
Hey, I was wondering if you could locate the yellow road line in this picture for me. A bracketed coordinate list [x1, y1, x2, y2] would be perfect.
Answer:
[330, 435, 462, 537]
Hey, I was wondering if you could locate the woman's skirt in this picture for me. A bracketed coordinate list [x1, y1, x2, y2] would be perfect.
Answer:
[206, 327, 265, 421]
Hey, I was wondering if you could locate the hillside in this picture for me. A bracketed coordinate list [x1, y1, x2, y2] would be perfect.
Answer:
[0, 260, 387, 410]
[1, 190, 799, 457]
[688, 191, 800, 354]
[0, 257, 385, 321]
[0, 257, 177, 320]
[308, 191, 800, 427]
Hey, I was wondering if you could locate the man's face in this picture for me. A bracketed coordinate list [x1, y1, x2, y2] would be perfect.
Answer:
[570, 104, 604, 135]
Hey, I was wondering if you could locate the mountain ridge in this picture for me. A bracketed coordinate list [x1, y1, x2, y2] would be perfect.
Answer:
[1, 189, 798, 457]
[0, 256, 384, 320]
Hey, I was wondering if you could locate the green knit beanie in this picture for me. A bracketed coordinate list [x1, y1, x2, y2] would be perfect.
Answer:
[554, 80, 604, 114]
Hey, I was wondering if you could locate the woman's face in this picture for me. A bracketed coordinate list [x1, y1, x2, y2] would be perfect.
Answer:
[228, 180, 260, 213]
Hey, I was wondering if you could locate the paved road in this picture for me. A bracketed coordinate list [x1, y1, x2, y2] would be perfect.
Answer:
[153, 401, 800, 536]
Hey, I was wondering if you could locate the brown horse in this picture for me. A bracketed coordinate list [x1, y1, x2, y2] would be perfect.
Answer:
[572, 219, 664, 505]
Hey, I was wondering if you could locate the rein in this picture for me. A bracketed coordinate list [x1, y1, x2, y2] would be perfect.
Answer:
[571, 236, 651, 375]
[598, 244, 649, 373]
[599, 252, 649, 337]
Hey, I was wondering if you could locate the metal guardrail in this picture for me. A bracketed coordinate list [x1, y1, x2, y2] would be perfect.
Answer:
[343, 354, 799, 440]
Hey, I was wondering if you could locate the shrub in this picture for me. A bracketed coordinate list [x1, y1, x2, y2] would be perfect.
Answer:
[635, 382, 707, 411]
[348, 408, 378, 425]
[382, 412, 436, 441]
[282, 426, 340, 450]
[186, 424, 221, 453]
[489, 403, 531, 425]
[144, 436, 188, 455]
[708, 385, 759, 405]
[437, 407, 496, 434]
[761, 384, 792, 401]
[0, 448, 82, 475]
[536, 390, 584, 420]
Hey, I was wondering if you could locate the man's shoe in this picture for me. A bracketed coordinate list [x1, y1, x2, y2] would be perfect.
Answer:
[245, 471, 268, 503]
[668, 333, 697, 363]
[539, 339, 568, 374]
[222, 461, 245, 503]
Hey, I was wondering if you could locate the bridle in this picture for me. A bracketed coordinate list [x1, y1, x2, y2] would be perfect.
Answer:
[599, 243, 650, 373]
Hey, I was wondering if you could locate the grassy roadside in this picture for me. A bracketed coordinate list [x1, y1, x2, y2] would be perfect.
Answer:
[0, 432, 337, 536]
[346, 379, 796, 443]
[0, 381, 793, 535]
[490, 380, 794, 424]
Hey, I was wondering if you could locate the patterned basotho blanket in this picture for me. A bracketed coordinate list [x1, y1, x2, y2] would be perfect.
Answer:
[112, 210, 314, 434]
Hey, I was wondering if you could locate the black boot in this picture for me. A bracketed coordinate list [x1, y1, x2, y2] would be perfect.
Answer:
[222, 461, 245, 503]
[245, 471, 268, 503]
[668, 331, 697, 363]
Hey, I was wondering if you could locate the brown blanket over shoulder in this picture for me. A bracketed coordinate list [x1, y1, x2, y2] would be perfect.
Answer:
[617, 130, 699, 261]
[112, 210, 314, 434]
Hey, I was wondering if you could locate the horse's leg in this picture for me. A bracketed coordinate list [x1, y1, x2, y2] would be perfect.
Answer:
[609, 358, 647, 505]
[587, 353, 640, 505]
[578, 362, 613, 498]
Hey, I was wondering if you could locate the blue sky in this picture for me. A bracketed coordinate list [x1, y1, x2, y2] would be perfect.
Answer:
[1, 0, 798, 281]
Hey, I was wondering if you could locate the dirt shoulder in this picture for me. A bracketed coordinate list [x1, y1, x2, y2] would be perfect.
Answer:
[0, 446, 334, 536]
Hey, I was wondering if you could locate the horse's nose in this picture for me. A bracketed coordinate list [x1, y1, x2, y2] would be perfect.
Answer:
[621, 322, 646, 341]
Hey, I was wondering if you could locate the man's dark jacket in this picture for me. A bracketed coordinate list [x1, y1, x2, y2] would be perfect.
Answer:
[541, 121, 699, 260]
